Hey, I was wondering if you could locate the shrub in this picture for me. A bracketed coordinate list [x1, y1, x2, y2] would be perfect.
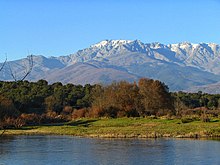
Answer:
[72, 109, 87, 119]
[88, 107, 104, 118]
[201, 115, 211, 122]
[181, 117, 199, 123]
[0, 95, 19, 120]
[20, 113, 42, 125]
[62, 106, 73, 115]
[181, 118, 193, 123]
[117, 111, 127, 118]
[156, 109, 174, 117]
[0, 117, 25, 129]
[205, 110, 220, 117]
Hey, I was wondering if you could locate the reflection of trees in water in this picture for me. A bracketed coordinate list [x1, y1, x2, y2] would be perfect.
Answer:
[0, 136, 16, 156]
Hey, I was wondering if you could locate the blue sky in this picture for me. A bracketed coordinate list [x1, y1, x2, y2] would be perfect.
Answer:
[0, 0, 220, 62]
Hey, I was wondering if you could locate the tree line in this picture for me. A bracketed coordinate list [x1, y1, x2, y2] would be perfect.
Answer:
[0, 78, 220, 128]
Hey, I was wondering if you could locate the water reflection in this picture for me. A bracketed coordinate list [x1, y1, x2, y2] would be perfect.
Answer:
[0, 136, 220, 165]
[0, 136, 16, 156]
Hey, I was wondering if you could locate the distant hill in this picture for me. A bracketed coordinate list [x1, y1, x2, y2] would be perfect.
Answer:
[1, 40, 220, 91]
[187, 81, 220, 94]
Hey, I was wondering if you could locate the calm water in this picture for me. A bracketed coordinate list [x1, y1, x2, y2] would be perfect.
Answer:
[0, 136, 220, 165]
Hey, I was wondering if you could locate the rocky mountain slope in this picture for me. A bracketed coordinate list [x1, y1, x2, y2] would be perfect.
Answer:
[187, 81, 220, 94]
[1, 40, 220, 92]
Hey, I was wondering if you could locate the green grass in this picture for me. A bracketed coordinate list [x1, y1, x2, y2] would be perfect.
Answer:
[3, 117, 220, 138]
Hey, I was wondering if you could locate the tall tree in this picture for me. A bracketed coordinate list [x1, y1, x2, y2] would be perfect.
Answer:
[138, 78, 174, 115]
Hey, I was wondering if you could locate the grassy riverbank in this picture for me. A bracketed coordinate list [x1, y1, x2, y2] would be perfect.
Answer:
[2, 118, 220, 138]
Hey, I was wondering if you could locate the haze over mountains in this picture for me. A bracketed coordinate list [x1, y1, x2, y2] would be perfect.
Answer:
[1, 40, 220, 93]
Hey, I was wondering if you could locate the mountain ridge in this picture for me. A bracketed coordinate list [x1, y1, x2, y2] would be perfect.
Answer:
[1, 40, 220, 92]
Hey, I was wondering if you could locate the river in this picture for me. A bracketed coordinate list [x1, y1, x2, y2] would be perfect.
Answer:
[0, 136, 220, 165]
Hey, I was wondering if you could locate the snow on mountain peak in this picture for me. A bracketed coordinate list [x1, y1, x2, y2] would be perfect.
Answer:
[208, 43, 219, 50]
[110, 39, 133, 45]
[91, 40, 109, 48]
[170, 42, 200, 50]
[149, 42, 166, 49]
[91, 40, 133, 48]
[2, 39, 220, 92]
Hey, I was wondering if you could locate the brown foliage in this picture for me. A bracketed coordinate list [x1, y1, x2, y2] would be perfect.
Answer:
[0, 117, 25, 129]
[200, 114, 211, 122]
[88, 107, 107, 118]
[62, 106, 73, 115]
[91, 81, 141, 117]
[91, 79, 174, 117]
[138, 78, 174, 115]
[72, 109, 87, 119]
[19, 113, 42, 125]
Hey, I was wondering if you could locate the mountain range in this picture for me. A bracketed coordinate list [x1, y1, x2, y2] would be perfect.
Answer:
[1, 39, 220, 93]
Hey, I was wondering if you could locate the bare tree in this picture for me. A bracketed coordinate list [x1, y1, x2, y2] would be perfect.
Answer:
[0, 54, 34, 136]
[0, 56, 7, 136]
[8, 54, 33, 82]
[0, 56, 7, 72]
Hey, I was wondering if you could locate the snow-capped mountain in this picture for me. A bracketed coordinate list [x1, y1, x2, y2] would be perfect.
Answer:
[1, 39, 220, 92]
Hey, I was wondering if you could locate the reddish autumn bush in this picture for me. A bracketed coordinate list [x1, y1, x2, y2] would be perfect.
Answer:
[20, 113, 42, 125]
[72, 109, 87, 119]
[62, 106, 73, 115]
